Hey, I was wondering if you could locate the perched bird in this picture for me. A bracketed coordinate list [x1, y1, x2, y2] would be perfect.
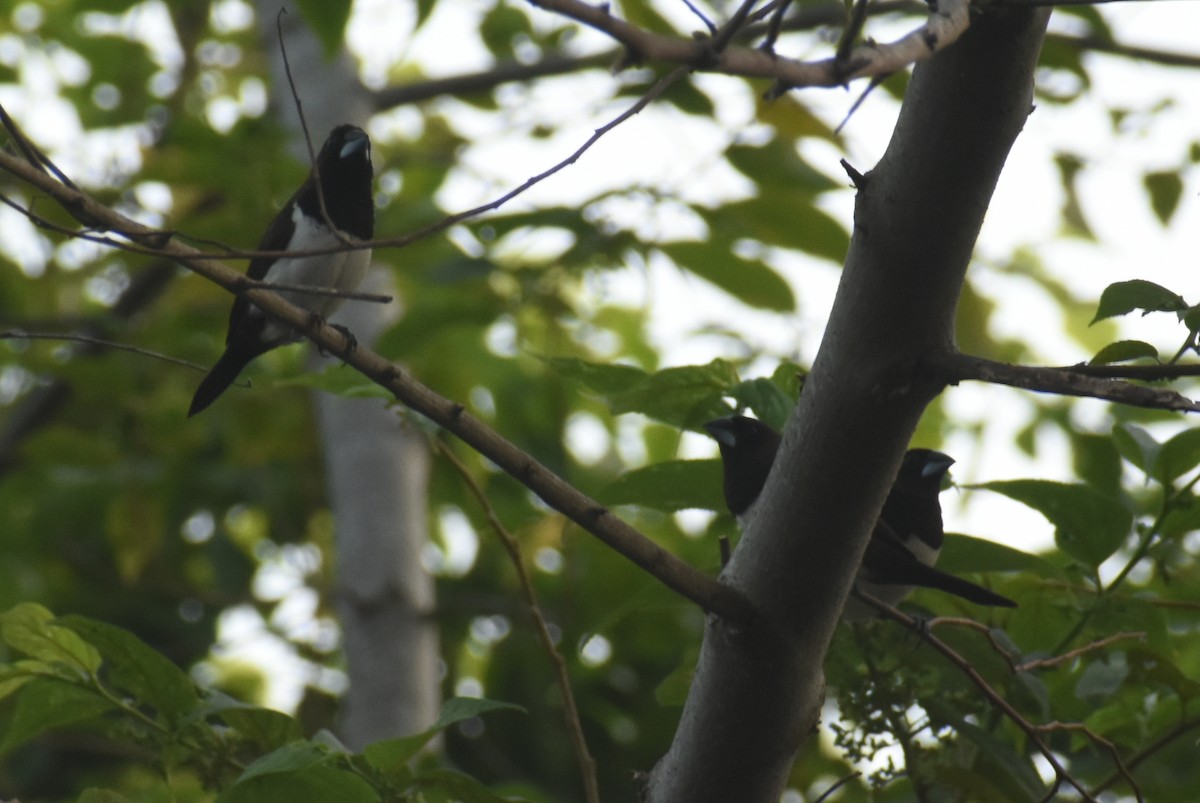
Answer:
[189, 124, 375, 416]
[704, 415, 1016, 618]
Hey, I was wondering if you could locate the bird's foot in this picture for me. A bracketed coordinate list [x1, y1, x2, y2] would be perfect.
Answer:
[331, 323, 357, 358]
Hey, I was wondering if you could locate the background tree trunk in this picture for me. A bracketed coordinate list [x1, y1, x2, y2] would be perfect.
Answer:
[256, 3, 440, 749]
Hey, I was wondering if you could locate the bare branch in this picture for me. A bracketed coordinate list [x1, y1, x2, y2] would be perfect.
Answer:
[932, 352, 1200, 413]
[525, 0, 970, 88]
[0, 330, 208, 374]
[1052, 361, 1200, 381]
[1014, 632, 1146, 673]
[365, 13, 1200, 115]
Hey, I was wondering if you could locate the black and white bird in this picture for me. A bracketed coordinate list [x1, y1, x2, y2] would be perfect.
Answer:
[704, 415, 1016, 619]
[188, 124, 375, 417]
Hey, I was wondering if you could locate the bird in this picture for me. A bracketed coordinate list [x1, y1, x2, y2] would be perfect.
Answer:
[703, 415, 1016, 618]
[188, 124, 375, 417]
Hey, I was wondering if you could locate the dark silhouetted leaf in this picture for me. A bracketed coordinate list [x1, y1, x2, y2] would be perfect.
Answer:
[1090, 340, 1159, 365]
[662, 242, 795, 312]
[1092, 279, 1187, 324]
[1144, 170, 1183, 225]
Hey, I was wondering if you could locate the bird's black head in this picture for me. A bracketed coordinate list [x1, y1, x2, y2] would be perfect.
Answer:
[900, 448, 955, 491]
[307, 124, 374, 239]
[704, 415, 781, 517]
[322, 124, 371, 164]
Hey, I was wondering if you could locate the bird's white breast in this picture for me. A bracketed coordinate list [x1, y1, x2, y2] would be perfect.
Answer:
[257, 206, 372, 340]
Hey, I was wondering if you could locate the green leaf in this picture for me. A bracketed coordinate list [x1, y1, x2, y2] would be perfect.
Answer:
[238, 741, 330, 781]
[280, 365, 395, 399]
[0, 677, 115, 755]
[78, 790, 134, 803]
[292, 0, 353, 57]
[206, 692, 304, 752]
[433, 697, 524, 729]
[1144, 170, 1183, 225]
[943, 718, 1046, 800]
[551, 358, 738, 428]
[1184, 305, 1200, 335]
[608, 361, 739, 428]
[416, 767, 525, 803]
[1090, 339, 1159, 365]
[753, 93, 838, 142]
[1075, 653, 1128, 701]
[661, 242, 796, 312]
[975, 480, 1131, 568]
[0, 664, 39, 701]
[659, 79, 715, 116]
[1055, 153, 1094, 238]
[729, 377, 794, 431]
[59, 616, 199, 727]
[415, 0, 437, 27]
[1155, 427, 1200, 484]
[542, 357, 649, 397]
[598, 459, 723, 512]
[0, 604, 101, 676]
[937, 533, 1051, 575]
[364, 697, 523, 775]
[219, 763, 377, 803]
[714, 195, 849, 263]
[1112, 423, 1161, 476]
[480, 5, 533, 60]
[726, 140, 839, 193]
[1091, 279, 1188, 324]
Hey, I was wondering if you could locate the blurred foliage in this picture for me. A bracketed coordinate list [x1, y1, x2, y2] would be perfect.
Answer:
[2, 0, 1200, 801]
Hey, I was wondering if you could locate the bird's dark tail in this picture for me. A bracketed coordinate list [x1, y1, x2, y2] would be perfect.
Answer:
[904, 560, 1017, 608]
[189, 346, 258, 417]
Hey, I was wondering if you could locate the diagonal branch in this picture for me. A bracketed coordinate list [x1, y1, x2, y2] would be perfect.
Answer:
[0, 139, 756, 627]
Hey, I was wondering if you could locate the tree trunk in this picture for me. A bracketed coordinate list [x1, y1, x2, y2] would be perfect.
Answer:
[645, 8, 1051, 801]
[256, 4, 440, 749]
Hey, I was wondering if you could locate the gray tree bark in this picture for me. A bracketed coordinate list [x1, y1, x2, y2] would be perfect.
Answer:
[646, 8, 1051, 801]
[255, 4, 440, 749]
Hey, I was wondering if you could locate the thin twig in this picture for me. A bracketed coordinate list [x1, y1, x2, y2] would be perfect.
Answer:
[1093, 715, 1200, 793]
[275, 7, 350, 245]
[680, 0, 717, 35]
[852, 589, 1099, 802]
[433, 438, 601, 803]
[1037, 721, 1143, 803]
[238, 278, 391, 304]
[0, 331, 212, 374]
[760, 0, 795, 54]
[1014, 632, 1146, 673]
[814, 770, 862, 803]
